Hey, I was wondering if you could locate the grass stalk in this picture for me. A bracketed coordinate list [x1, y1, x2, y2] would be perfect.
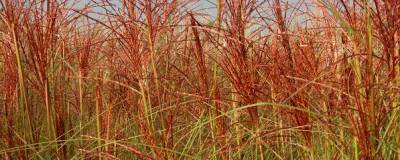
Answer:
[10, 23, 34, 152]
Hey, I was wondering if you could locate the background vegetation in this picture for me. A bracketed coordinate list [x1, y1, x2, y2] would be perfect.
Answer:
[0, 0, 399, 159]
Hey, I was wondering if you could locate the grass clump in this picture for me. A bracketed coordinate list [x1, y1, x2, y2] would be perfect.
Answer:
[0, 0, 399, 159]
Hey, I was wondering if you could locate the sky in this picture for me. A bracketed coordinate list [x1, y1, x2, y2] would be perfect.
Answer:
[70, 0, 315, 28]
